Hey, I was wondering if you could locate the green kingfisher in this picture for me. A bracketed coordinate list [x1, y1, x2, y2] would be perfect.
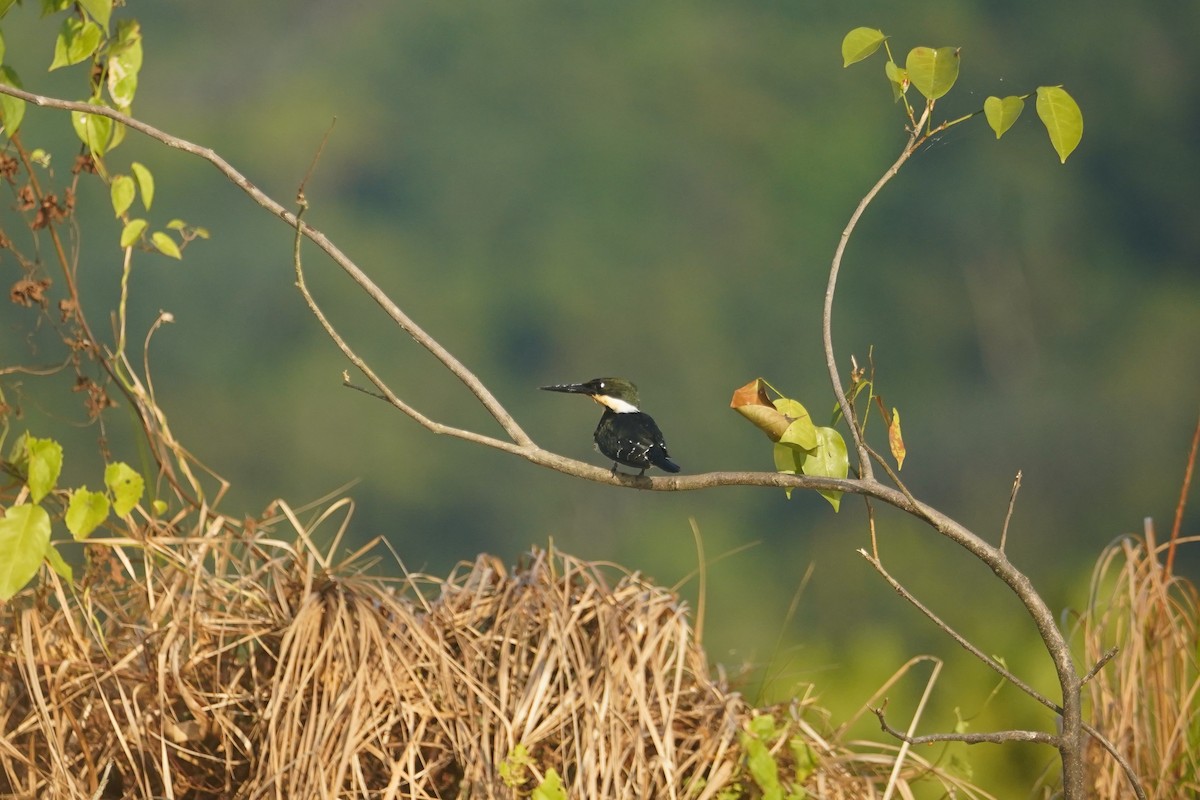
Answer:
[541, 377, 681, 476]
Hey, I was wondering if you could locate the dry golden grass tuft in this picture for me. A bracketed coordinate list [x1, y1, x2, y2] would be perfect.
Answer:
[1081, 526, 1200, 799]
[0, 497, 994, 799]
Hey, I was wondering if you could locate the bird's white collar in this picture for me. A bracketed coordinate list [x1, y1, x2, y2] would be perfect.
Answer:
[594, 395, 640, 414]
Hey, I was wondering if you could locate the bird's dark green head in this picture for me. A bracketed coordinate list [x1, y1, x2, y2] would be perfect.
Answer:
[540, 377, 641, 411]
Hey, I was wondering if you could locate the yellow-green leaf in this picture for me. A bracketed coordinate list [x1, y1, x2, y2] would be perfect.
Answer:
[779, 414, 818, 451]
[531, 768, 566, 800]
[1036, 86, 1083, 163]
[78, 0, 111, 30]
[0, 503, 51, 600]
[43, 542, 73, 583]
[888, 407, 906, 469]
[71, 103, 113, 157]
[106, 22, 143, 109]
[773, 442, 804, 475]
[131, 162, 154, 209]
[802, 427, 848, 512]
[884, 60, 908, 101]
[66, 487, 110, 540]
[25, 435, 63, 504]
[50, 17, 102, 71]
[108, 121, 126, 153]
[105, 462, 144, 516]
[151, 231, 182, 259]
[0, 65, 25, 138]
[841, 27, 886, 68]
[906, 46, 960, 101]
[120, 218, 148, 247]
[110, 174, 135, 218]
[983, 95, 1024, 139]
[773, 442, 805, 500]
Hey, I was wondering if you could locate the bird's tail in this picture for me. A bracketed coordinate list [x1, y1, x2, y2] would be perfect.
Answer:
[652, 451, 681, 473]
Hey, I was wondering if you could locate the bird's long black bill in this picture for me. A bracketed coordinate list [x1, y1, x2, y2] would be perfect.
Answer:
[540, 382, 595, 395]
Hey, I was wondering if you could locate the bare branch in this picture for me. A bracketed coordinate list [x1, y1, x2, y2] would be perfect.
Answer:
[1000, 470, 1022, 554]
[822, 104, 929, 482]
[872, 704, 1059, 747]
[1082, 646, 1119, 685]
[0, 85, 535, 450]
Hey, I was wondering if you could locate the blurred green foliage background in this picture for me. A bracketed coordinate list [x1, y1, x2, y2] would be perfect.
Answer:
[4, 0, 1198, 793]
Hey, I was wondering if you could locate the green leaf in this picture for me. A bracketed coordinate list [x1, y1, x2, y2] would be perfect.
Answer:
[983, 95, 1024, 139]
[790, 736, 819, 783]
[0, 503, 52, 600]
[498, 743, 532, 788]
[884, 60, 908, 102]
[841, 27, 886, 67]
[0, 65, 26, 138]
[131, 162, 154, 209]
[66, 487, 109, 540]
[745, 736, 781, 792]
[151, 231, 182, 259]
[779, 416, 817, 451]
[106, 21, 143, 109]
[104, 462, 144, 516]
[120, 218, 148, 247]
[0, 0, 18, 19]
[50, 17, 102, 71]
[773, 443, 801, 473]
[749, 714, 777, 738]
[71, 101, 113, 157]
[531, 768, 567, 800]
[78, 0, 111, 30]
[801, 427, 849, 512]
[44, 542, 73, 583]
[1036, 86, 1083, 163]
[25, 435, 63, 504]
[0, 28, 5, 62]
[110, 174, 135, 217]
[906, 46, 960, 101]
[774, 397, 817, 449]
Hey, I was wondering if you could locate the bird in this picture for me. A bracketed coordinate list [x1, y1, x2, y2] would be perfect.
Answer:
[540, 377, 681, 476]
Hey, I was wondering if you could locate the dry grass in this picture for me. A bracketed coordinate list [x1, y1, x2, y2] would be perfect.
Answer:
[0, 496, 1000, 799]
[1081, 526, 1200, 798]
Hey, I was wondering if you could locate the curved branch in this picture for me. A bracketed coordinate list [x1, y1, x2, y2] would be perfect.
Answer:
[822, 105, 929, 480]
[0, 85, 534, 450]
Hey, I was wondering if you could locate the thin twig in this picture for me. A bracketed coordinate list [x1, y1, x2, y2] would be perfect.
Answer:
[1000, 470, 1022, 554]
[822, 104, 929, 481]
[1082, 646, 1119, 685]
[872, 703, 1059, 747]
